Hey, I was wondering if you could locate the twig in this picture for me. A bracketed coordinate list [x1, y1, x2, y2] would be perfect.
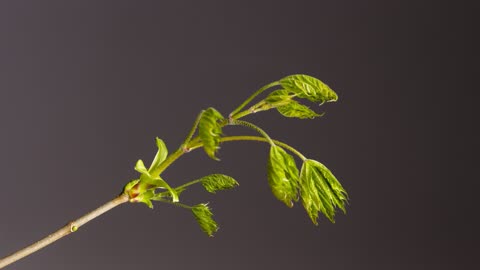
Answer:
[0, 193, 129, 269]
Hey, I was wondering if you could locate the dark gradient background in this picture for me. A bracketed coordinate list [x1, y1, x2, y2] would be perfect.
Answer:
[0, 1, 478, 269]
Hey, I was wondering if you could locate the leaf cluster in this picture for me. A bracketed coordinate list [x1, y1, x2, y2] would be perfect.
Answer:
[123, 74, 348, 236]
[123, 137, 178, 208]
[266, 147, 347, 224]
[245, 74, 337, 120]
[123, 139, 239, 235]
[229, 74, 348, 224]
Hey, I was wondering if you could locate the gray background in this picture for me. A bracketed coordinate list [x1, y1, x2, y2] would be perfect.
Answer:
[0, 1, 478, 269]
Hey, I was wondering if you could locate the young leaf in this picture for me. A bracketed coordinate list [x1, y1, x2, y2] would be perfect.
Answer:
[277, 100, 323, 119]
[299, 159, 348, 225]
[264, 89, 295, 104]
[310, 160, 348, 212]
[198, 107, 224, 160]
[134, 159, 149, 175]
[148, 137, 168, 172]
[191, 204, 218, 237]
[299, 162, 334, 224]
[200, 174, 239, 193]
[280, 74, 338, 103]
[267, 145, 300, 208]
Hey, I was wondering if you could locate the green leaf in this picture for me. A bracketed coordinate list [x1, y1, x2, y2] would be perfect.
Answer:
[299, 159, 348, 225]
[148, 137, 168, 172]
[312, 160, 348, 212]
[191, 203, 218, 237]
[200, 174, 239, 193]
[277, 100, 323, 119]
[198, 107, 224, 160]
[280, 74, 338, 103]
[134, 159, 149, 175]
[264, 89, 295, 105]
[267, 146, 300, 208]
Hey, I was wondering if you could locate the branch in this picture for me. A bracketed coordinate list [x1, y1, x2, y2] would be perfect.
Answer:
[0, 194, 129, 269]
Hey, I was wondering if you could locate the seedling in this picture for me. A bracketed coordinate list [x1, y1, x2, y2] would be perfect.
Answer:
[0, 74, 348, 268]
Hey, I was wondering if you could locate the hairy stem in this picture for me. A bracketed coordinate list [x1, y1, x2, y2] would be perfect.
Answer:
[229, 81, 280, 118]
[0, 194, 129, 269]
[231, 93, 298, 120]
[170, 179, 203, 191]
[230, 101, 267, 120]
[228, 119, 275, 145]
[151, 197, 193, 209]
[181, 111, 204, 147]
[191, 135, 307, 160]
[230, 108, 253, 120]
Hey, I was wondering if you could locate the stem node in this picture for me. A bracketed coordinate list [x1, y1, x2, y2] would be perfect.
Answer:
[181, 145, 191, 153]
[69, 222, 78, 233]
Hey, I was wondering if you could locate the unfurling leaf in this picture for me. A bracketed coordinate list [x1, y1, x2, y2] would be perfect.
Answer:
[199, 174, 239, 193]
[123, 179, 140, 195]
[148, 137, 168, 172]
[267, 146, 300, 208]
[198, 107, 224, 160]
[134, 190, 155, 209]
[132, 159, 179, 203]
[280, 74, 338, 103]
[191, 204, 218, 237]
[277, 100, 323, 119]
[299, 159, 348, 225]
